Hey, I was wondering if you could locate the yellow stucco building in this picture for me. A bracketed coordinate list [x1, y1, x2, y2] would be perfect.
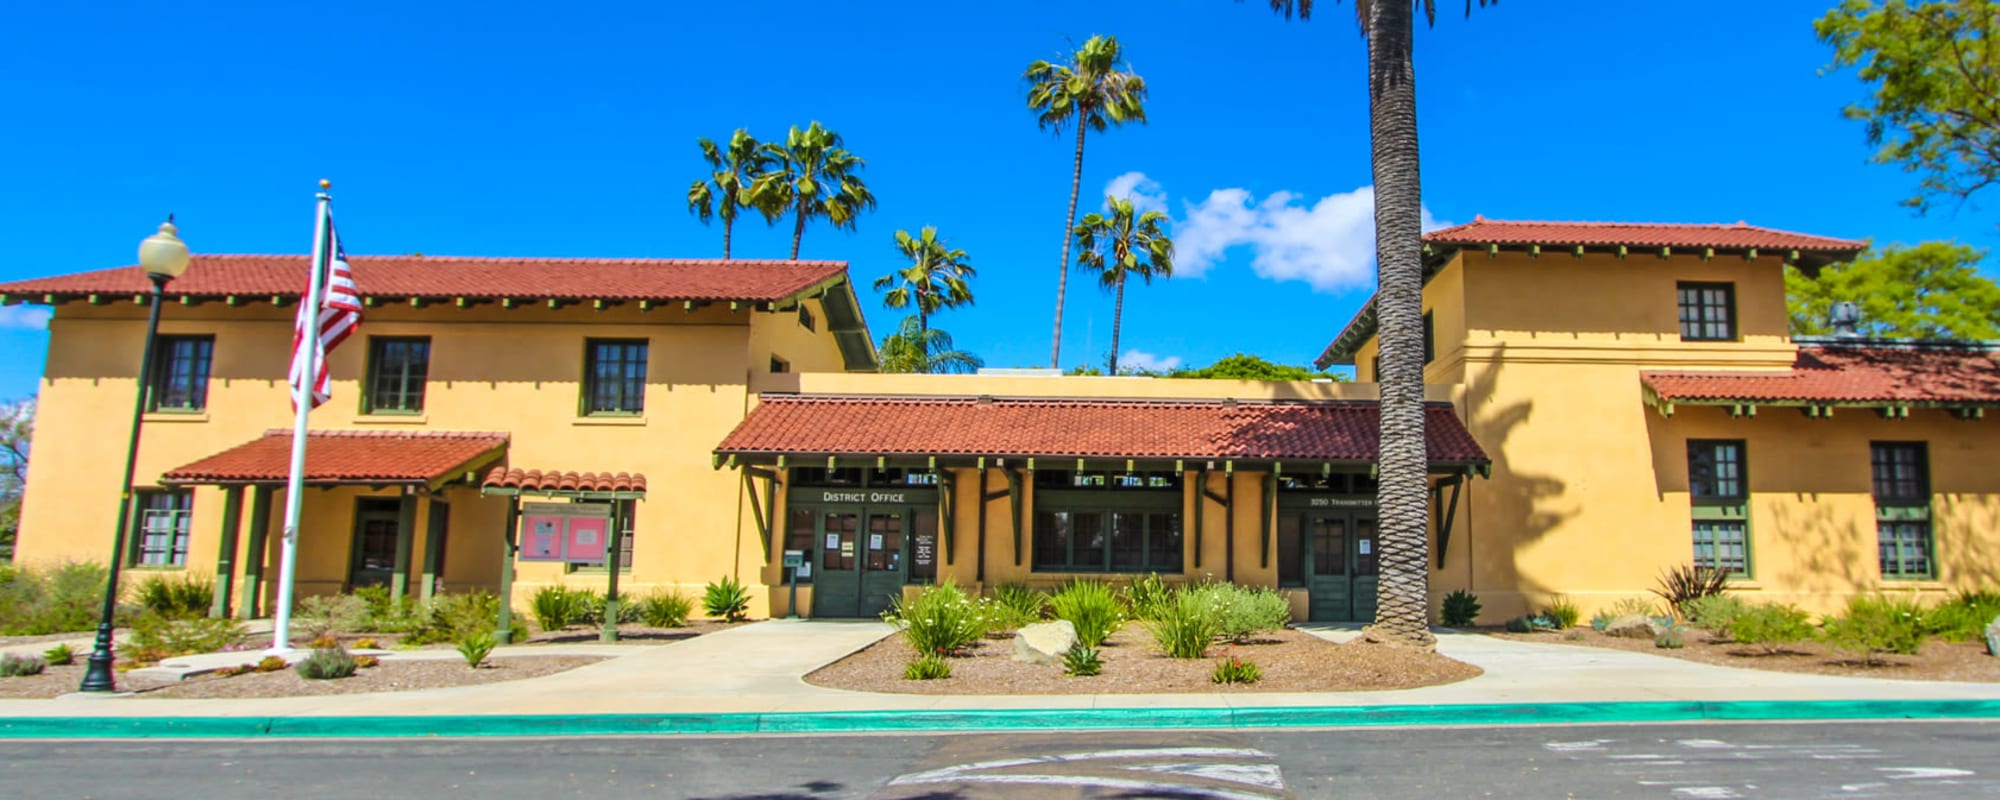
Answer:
[2, 218, 1995, 625]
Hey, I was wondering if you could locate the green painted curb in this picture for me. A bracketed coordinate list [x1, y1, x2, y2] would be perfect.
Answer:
[4, 699, 1998, 739]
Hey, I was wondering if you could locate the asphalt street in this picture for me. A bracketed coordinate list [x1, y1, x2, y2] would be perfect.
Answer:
[3, 719, 1996, 799]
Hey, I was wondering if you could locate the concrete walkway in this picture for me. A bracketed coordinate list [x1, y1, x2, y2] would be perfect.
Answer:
[1, 620, 1996, 721]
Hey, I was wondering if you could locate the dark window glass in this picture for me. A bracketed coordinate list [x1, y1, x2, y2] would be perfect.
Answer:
[1879, 520, 1933, 578]
[134, 490, 193, 566]
[910, 510, 938, 584]
[784, 508, 815, 584]
[798, 306, 815, 332]
[866, 513, 902, 572]
[791, 467, 864, 487]
[1351, 473, 1379, 495]
[1311, 517, 1345, 576]
[1034, 510, 1073, 567]
[1276, 516, 1304, 585]
[1354, 519, 1379, 576]
[1423, 311, 1435, 365]
[820, 512, 858, 572]
[1871, 443, 1928, 502]
[1278, 474, 1348, 492]
[1034, 470, 1177, 490]
[1687, 440, 1745, 500]
[366, 337, 430, 414]
[1677, 283, 1736, 341]
[584, 339, 647, 414]
[1693, 521, 1748, 574]
[1111, 512, 1145, 570]
[769, 355, 790, 374]
[1146, 513, 1181, 569]
[149, 336, 213, 412]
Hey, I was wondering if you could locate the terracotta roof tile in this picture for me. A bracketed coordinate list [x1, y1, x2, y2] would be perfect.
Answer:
[1642, 344, 2000, 405]
[162, 430, 508, 485]
[1423, 218, 1866, 253]
[715, 396, 1488, 465]
[0, 255, 847, 303]
[482, 468, 647, 494]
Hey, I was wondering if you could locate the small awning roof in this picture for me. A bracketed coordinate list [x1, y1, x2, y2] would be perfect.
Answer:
[714, 395, 1489, 472]
[480, 468, 647, 499]
[162, 430, 508, 488]
[1642, 341, 2000, 412]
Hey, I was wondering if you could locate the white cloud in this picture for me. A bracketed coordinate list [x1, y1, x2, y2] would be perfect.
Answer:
[1174, 185, 1449, 291]
[1102, 171, 1168, 216]
[0, 306, 51, 331]
[1119, 349, 1182, 372]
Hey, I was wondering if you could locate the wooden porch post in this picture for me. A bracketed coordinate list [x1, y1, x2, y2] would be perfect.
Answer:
[238, 486, 273, 619]
[209, 486, 244, 619]
[495, 499, 520, 643]
[421, 499, 449, 605]
[600, 501, 625, 643]
[390, 492, 418, 606]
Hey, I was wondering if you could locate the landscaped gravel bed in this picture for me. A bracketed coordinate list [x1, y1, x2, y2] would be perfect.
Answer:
[1492, 628, 2000, 682]
[808, 626, 1481, 695]
[0, 656, 607, 700]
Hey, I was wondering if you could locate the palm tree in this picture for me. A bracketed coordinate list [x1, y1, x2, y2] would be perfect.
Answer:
[1260, 0, 1491, 649]
[1072, 196, 1173, 375]
[875, 227, 976, 332]
[757, 121, 876, 260]
[878, 316, 984, 374]
[1025, 35, 1149, 368]
[686, 130, 780, 259]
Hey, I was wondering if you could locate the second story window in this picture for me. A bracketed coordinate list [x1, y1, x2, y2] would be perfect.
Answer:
[1871, 442, 1933, 579]
[1677, 282, 1736, 341]
[584, 339, 647, 415]
[366, 337, 430, 414]
[798, 305, 816, 332]
[149, 336, 213, 412]
[770, 355, 791, 374]
[1423, 311, 1436, 365]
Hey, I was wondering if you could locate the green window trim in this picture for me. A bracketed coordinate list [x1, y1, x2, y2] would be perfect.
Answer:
[132, 489, 194, 567]
[1677, 282, 1737, 342]
[1871, 442, 1934, 579]
[363, 337, 431, 415]
[581, 339, 648, 417]
[1687, 439, 1750, 575]
[148, 335, 214, 413]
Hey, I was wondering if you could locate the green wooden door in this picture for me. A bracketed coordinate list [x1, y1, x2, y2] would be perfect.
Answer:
[859, 510, 906, 618]
[1351, 514, 1380, 623]
[811, 511, 863, 618]
[1306, 514, 1351, 622]
[349, 499, 401, 589]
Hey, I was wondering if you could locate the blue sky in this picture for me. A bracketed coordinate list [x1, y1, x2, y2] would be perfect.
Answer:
[1, 0, 1993, 397]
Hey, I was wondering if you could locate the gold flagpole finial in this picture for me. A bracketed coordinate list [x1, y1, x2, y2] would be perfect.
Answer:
[319, 179, 331, 190]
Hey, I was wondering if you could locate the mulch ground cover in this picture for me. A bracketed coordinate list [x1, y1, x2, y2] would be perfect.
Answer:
[807, 626, 1482, 695]
[1490, 627, 2000, 682]
[0, 656, 608, 700]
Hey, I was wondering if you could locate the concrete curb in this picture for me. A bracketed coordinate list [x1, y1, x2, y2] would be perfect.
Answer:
[4, 699, 1999, 739]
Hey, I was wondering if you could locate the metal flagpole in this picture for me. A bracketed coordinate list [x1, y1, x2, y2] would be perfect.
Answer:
[271, 182, 333, 653]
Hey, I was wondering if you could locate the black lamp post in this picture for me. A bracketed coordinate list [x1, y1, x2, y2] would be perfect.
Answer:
[79, 217, 191, 693]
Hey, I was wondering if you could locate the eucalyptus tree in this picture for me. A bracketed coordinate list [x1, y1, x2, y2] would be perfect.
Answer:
[875, 227, 976, 332]
[1025, 35, 1150, 368]
[878, 316, 985, 374]
[757, 121, 876, 259]
[1072, 196, 1174, 375]
[686, 129, 779, 259]
[1258, 0, 1492, 648]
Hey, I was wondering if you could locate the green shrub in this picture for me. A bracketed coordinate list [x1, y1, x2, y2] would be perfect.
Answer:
[637, 590, 694, 628]
[1655, 628, 1685, 649]
[1196, 584, 1292, 644]
[1150, 589, 1223, 659]
[1923, 588, 2000, 642]
[1682, 594, 1750, 634]
[294, 646, 357, 680]
[530, 585, 592, 631]
[42, 643, 74, 666]
[353, 585, 416, 632]
[127, 612, 245, 661]
[1061, 644, 1102, 677]
[1441, 589, 1481, 627]
[903, 652, 951, 680]
[133, 573, 213, 619]
[457, 630, 496, 668]
[885, 581, 986, 656]
[1543, 595, 1580, 630]
[1049, 580, 1123, 649]
[1729, 602, 1815, 654]
[0, 561, 109, 636]
[702, 576, 751, 622]
[583, 591, 642, 626]
[1652, 563, 1729, 618]
[982, 583, 1048, 633]
[254, 655, 288, 673]
[1121, 574, 1173, 622]
[1211, 655, 1261, 684]
[295, 594, 370, 639]
[1504, 616, 1534, 634]
[1822, 594, 1929, 664]
[0, 653, 46, 677]
[401, 591, 526, 646]
[1607, 596, 1661, 619]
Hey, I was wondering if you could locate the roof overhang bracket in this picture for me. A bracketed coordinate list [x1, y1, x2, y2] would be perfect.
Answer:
[743, 468, 779, 560]
[1435, 475, 1465, 570]
[1952, 406, 1986, 421]
[1877, 404, 1911, 421]
[1729, 403, 1756, 419]
[1003, 468, 1025, 567]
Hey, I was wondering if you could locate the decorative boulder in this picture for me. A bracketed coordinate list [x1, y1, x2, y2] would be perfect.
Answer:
[1985, 615, 1999, 657]
[1013, 620, 1079, 665]
[1604, 614, 1661, 639]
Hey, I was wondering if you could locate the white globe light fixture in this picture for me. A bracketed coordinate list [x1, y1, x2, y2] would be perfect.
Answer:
[137, 218, 192, 281]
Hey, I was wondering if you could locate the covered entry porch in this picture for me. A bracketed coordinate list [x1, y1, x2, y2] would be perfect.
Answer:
[715, 394, 1490, 621]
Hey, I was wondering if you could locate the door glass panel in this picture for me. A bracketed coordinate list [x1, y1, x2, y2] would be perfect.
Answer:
[361, 520, 397, 571]
[785, 508, 815, 583]
[1355, 518, 1379, 576]
[1277, 516, 1303, 585]
[1110, 512, 1145, 570]
[1312, 517, 1345, 576]
[910, 510, 938, 583]
[821, 512, 857, 572]
[1073, 512, 1106, 570]
[1147, 513, 1182, 572]
[866, 513, 903, 572]
[1034, 511, 1071, 568]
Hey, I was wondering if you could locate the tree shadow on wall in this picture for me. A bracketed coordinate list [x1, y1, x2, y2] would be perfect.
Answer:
[1458, 343, 1575, 606]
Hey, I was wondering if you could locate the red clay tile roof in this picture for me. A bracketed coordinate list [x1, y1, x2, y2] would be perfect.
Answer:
[1642, 344, 2000, 405]
[0, 255, 848, 303]
[715, 396, 1488, 466]
[1423, 218, 1866, 254]
[162, 430, 508, 485]
[482, 468, 647, 495]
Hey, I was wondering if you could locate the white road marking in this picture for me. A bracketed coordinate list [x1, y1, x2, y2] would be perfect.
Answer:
[1878, 767, 1976, 780]
[895, 773, 1280, 800]
[1840, 782, 1889, 792]
[1124, 761, 1287, 790]
[886, 746, 1285, 799]
[1671, 788, 1744, 799]
[1545, 739, 1619, 752]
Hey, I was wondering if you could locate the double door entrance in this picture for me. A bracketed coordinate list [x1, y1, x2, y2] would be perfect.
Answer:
[1281, 509, 1380, 622]
[802, 506, 937, 618]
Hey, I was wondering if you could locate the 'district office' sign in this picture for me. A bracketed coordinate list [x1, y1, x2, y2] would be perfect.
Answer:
[813, 490, 918, 504]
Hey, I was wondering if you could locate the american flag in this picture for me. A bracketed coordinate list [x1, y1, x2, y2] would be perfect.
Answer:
[288, 206, 362, 409]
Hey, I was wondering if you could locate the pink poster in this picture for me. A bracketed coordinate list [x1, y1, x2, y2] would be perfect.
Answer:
[521, 515, 565, 561]
[566, 516, 609, 565]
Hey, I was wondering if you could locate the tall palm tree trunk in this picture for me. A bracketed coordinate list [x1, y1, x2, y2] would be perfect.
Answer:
[1050, 124, 1088, 368]
[722, 217, 734, 260]
[791, 208, 808, 260]
[1362, 0, 1435, 650]
[1108, 275, 1126, 374]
